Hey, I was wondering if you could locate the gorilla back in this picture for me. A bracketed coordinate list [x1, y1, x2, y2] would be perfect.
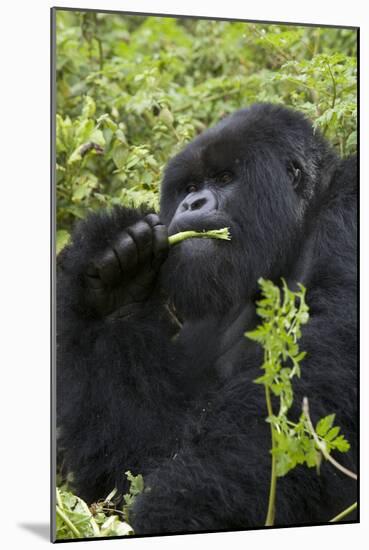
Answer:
[56, 103, 357, 535]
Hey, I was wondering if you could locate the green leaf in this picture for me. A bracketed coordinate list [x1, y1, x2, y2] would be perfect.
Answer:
[346, 130, 357, 151]
[126, 156, 141, 170]
[97, 114, 118, 131]
[254, 374, 271, 385]
[316, 414, 336, 437]
[299, 311, 309, 324]
[82, 96, 96, 119]
[159, 107, 174, 126]
[122, 471, 145, 524]
[331, 435, 351, 452]
[89, 128, 105, 147]
[75, 119, 95, 144]
[56, 230, 70, 254]
[245, 328, 264, 342]
[112, 143, 128, 169]
[325, 426, 340, 441]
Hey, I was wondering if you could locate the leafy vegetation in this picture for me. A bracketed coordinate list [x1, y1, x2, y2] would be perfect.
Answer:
[56, 487, 132, 539]
[55, 10, 357, 251]
[246, 279, 355, 526]
[56, 471, 143, 540]
[122, 470, 145, 524]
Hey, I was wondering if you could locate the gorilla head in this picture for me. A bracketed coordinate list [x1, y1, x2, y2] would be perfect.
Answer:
[159, 103, 337, 320]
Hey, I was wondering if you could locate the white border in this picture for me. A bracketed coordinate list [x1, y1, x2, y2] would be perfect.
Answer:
[1, 1, 366, 548]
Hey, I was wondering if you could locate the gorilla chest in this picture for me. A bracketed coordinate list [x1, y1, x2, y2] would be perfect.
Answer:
[176, 303, 260, 392]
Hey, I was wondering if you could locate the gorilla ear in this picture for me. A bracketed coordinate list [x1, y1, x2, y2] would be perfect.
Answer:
[288, 162, 303, 190]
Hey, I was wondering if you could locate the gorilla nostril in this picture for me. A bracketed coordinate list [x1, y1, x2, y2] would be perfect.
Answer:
[190, 198, 207, 211]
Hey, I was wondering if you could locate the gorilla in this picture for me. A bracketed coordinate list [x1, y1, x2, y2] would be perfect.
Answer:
[56, 103, 357, 535]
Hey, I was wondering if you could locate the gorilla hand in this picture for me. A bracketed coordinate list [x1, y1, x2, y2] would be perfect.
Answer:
[84, 214, 168, 316]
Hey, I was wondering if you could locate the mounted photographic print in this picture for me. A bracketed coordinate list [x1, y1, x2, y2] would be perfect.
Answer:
[51, 6, 358, 542]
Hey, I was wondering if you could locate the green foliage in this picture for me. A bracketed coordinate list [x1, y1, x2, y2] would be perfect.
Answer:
[56, 11, 357, 247]
[246, 279, 350, 479]
[122, 470, 145, 523]
[246, 279, 351, 525]
[315, 414, 350, 453]
[55, 487, 133, 540]
[56, 229, 70, 254]
[248, 278, 309, 418]
[55, 471, 144, 539]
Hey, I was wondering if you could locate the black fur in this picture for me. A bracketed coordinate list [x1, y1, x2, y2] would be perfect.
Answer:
[57, 104, 357, 534]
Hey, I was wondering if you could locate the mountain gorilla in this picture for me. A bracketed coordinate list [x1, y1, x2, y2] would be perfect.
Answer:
[57, 103, 357, 534]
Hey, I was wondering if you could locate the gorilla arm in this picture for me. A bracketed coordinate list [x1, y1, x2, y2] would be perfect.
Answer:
[56, 206, 182, 503]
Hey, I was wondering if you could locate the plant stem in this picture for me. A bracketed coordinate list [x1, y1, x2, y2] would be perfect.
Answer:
[265, 385, 277, 526]
[329, 501, 357, 522]
[327, 62, 337, 110]
[56, 505, 81, 538]
[302, 397, 357, 480]
[168, 227, 231, 246]
[96, 37, 104, 71]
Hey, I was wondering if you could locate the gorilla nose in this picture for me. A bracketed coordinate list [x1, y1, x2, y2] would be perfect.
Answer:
[179, 189, 217, 214]
[169, 189, 218, 233]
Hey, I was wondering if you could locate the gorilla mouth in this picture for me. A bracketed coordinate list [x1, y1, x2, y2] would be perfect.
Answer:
[168, 213, 227, 237]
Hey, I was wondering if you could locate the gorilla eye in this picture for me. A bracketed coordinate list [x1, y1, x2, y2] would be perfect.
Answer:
[186, 184, 198, 194]
[217, 171, 233, 184]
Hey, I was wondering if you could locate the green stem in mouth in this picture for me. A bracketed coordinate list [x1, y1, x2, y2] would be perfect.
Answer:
[168, 227, 231, 246]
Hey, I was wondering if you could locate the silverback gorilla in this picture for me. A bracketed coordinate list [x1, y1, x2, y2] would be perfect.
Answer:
[57, 103, 357, 535]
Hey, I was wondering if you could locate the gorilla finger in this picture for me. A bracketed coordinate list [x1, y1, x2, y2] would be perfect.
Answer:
[94, 248, 122, 286]
[127, 220, 153, 264]
[144, 213, 162, 227]
[113, 232, 138, 273]
[152, 224, 169, 266]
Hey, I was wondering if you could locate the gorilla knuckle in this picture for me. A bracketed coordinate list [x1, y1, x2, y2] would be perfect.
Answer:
[95, 248, 120, 286]
[145, 213, 161, 227]
[128, 220, 152, 244]
[127, 220, 153, 262]
[113, 231, 138, 272]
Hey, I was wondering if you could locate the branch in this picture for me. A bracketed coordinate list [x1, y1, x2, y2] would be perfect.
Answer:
[329, 501, 357, 522]
[302, 397, 357, 481]
[264, 385, 277, 526]
[326, 62, 337, 110]
[168, 227, 231, 246]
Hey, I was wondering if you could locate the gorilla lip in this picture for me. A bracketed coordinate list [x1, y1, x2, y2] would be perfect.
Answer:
[168, 213, 227, 236]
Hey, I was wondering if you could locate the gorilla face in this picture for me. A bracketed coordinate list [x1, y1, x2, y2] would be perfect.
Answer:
[159, 104, 332, 320]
